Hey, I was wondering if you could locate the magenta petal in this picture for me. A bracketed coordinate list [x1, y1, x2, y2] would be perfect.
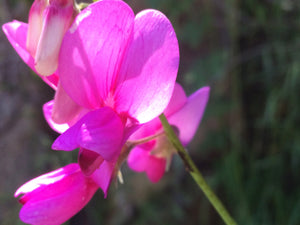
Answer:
[91, 160, 115, 198]
[15, 163, 98, 225]
[52, 119, 81, 151]
[164, 83, 187, 116]
[77, 107, 124, 160]
[43, 100, 69, 134]
[59, 0, 134, 109]
[52, 107, 124, 160]
[168, 86, 210, 145]
[2, 21, 59, 89]
[128, 147, 166, 183]
[115, 9, 179, 123]
[2, 21, 35, 71]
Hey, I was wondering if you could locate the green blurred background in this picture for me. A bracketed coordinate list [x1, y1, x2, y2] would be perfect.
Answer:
[1, 0, 300, 224]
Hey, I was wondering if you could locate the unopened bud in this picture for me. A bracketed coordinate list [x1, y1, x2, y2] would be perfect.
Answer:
[26, 0, 78, 76]
[26, 0, 47, 57]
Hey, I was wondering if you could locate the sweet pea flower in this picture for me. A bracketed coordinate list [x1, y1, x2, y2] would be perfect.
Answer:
[2, 0, 87, 125]
[2, 0, 77, 81]
[51, 0, 179, 175]
[55, 0, 179, 124]
[15, 163, 98, 225]
[2, 20, 59, 89]
[127, 83, 210, 182]
[27, 0, 77, 76]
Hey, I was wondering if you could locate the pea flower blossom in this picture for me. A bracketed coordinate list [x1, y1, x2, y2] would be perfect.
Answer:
[2, 0, 78, 89]
[14, 163, 107, 225]
[26, 0, 77, 76]
[128, 83, 210, 182]
[50, 0, 179, 180]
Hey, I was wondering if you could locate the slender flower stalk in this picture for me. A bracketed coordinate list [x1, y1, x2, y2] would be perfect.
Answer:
[159, 113, 238, 225]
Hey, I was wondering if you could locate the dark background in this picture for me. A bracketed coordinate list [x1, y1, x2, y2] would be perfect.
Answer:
[1, 0, 300, 224]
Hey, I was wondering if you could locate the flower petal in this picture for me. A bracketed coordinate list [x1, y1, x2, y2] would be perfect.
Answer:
[78, 148, 104, 176]
[34, 1, 75, 76]
[51, 118, 81, 151]
[43, 100, 70, 134]
[52, 107, 125, 161]
[91, 160, 115, 197]
[59, 0, 134, 109]
[168, 86, 210, 145]
[114, 9, 179, 123]
[77, 108, 125, 160]
[164, 83, 187, 116]
[26, 0, 47, 57]
[127, 147, 166, 183]
[15, 163, 98, 225]
[2, 21, 35, 71]
[2, 21, 59, 89]
[52, 82, 84, 125]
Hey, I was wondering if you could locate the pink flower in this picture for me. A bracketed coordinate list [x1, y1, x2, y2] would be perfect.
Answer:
[27, 0, 77, 76]
[15, 163, 98, 225]
[55, 0, 179, 124]
[2, 0, 77, 83]
[2, 0, 80, 121]
[127, 83, 210, 182]
[2, 20, 59, 89]
[50, 0, 179, 175]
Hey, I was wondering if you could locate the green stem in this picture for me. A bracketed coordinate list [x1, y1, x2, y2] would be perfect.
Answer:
[159, 113, 238, 225]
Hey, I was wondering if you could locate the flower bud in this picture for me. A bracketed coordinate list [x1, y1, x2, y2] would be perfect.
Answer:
[26, 0, 78, 76]
[26, 0, 47, 57]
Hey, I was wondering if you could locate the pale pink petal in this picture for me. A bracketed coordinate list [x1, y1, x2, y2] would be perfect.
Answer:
[43, 100, 69, 134]
[26, 0, 47, 57]
[2, 21, 59, 89]
[34, 1, 75, 76]
[168, 86, 210, 145]
[114, 9, 179, 123]
[52, 82, 83, 124]
[91, 160, 115, 197]
[59, 0, 134, 109]
[15, 163, 98, 225]
[52, 107, 125, 161]
[128, 147, 166, 183]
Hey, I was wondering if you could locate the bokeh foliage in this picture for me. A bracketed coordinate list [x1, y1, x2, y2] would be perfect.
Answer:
[1, 0, 300, 224]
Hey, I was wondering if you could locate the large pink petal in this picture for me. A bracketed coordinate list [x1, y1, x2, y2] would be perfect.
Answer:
[114, 9, 179, 123]
[15, 163, 98, 225]
[59, 0, 134, 109]
[128, 83, 186, 148]
[91, 160, 115, 197]
[127, 147, 166, 183]
[168, 86, 210, 146]
[2, 20, 59, 89]
[52, 107, 125, 161]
